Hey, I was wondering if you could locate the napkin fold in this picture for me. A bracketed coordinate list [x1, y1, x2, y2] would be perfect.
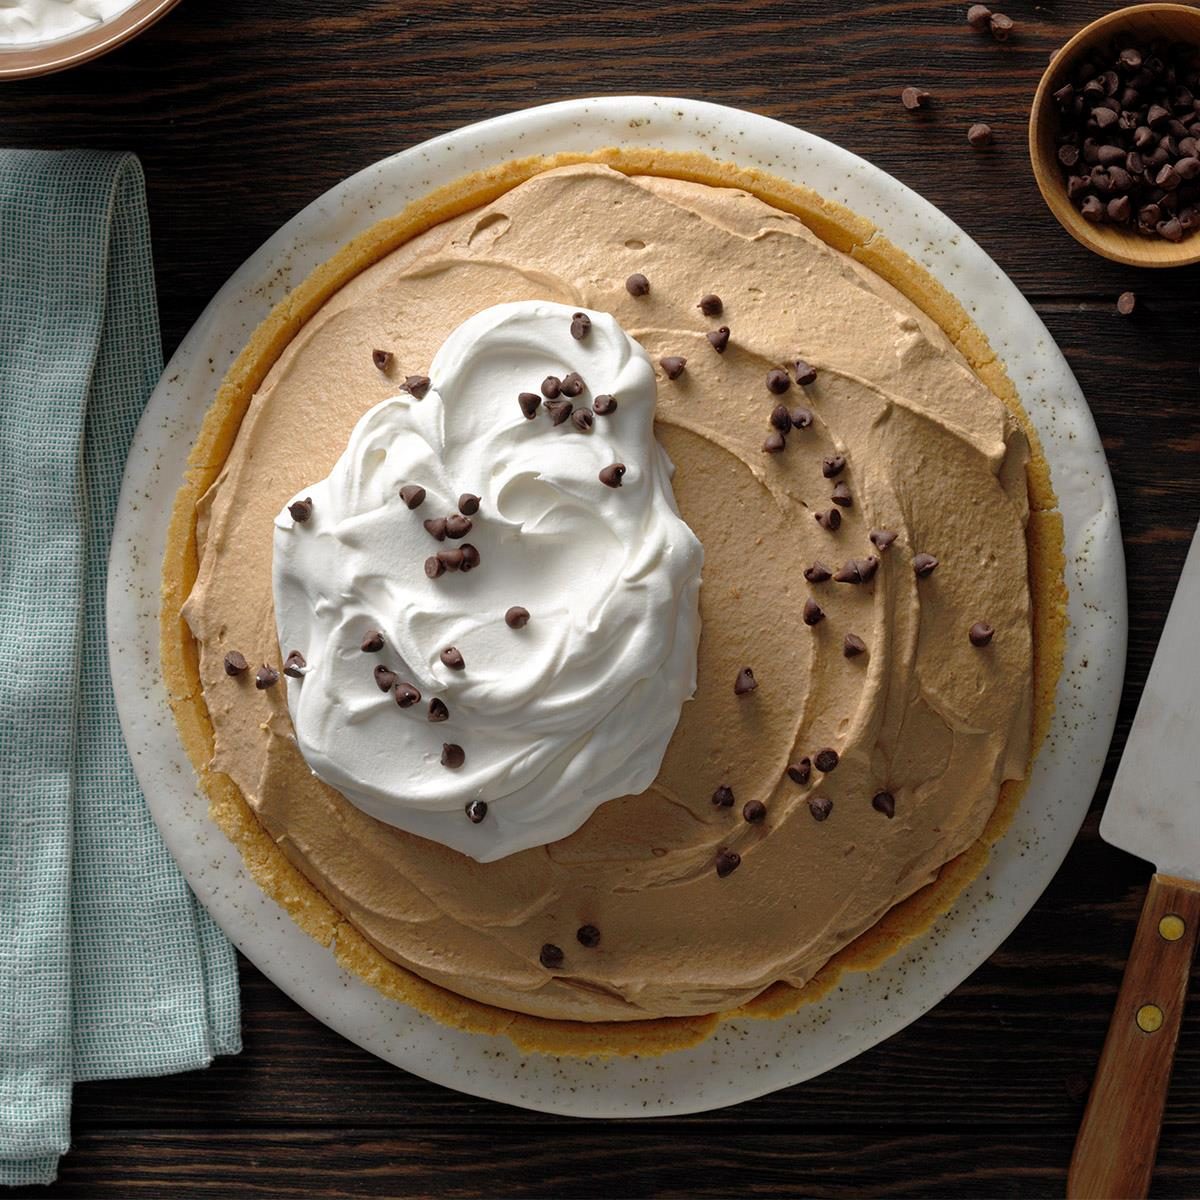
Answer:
[0, 149, 240, 1187]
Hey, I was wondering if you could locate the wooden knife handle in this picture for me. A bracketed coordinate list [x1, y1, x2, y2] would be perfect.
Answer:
[1068, 873, 1200, 1199]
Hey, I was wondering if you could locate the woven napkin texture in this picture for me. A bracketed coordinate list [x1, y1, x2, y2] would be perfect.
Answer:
[0, 149, 240, 1187]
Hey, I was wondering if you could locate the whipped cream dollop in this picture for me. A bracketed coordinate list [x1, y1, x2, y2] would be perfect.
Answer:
[272, 300, 703, 862]
[0, 0, 137, 46]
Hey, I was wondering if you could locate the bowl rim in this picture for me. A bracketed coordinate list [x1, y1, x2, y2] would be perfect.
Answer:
[1028, 0, 1200, 269]
[0, 0, 181, 81]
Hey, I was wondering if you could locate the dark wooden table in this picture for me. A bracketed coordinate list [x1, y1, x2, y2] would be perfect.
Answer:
[5, 1, 1198, 1195]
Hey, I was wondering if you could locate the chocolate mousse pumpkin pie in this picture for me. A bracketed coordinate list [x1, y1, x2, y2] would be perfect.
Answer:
[162, 149, 1067, 1057]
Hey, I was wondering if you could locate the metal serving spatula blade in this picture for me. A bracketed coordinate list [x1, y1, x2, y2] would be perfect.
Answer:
[1069, 522, 1200, 1200]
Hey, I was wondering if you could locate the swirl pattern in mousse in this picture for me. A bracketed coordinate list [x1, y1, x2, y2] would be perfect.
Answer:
[183, 163, 1034, 1022]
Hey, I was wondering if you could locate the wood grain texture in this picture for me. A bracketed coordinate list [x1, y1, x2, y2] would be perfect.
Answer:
[1, 0, 1198, 1195]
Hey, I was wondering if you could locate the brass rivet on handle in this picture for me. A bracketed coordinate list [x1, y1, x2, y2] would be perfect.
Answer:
[1158, 914, 1186, 942]
[1136, 1004, 1164, 1034]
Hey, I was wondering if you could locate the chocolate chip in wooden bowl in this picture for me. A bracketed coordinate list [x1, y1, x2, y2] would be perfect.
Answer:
[424, 555, 445, 580]
[545, 398, 574, 426]
[394, 681, 421, 708]
[706, 326, 730, 353]
[659, 355, 687, 380]
[742, 800, 766, 825]
[283, 650, 307, 678]
[441, 743, 466, 769]
[766, 368, 791, 395]
[787, 758, 812, 786]
[844, 633, 868, 658]
[872, 791, 897, 819]
[592, 394, 618, 416]
[966, 3, 991, 31]
[913, 552, 940, 577]
[539, 942, 564, 969]
[814, 747, 840, 773]
[762, 431, 787, 454]
[803, 598, 825, 626]
[437, 547, 465, 572]
[822, 454, 846, 478]
[541, 375, 562, 399]
[403, 375, 430, 399]
[831, 482, 853, 507]
[374, 665, 398, 692]
[804, 561, 833, 583]
[424, 516, 448, 541]
[288, 497, 313, 523]
[400, 484, 426, 510]
[808, 796, 833, 822]
[459, 543, 480, 572]
[969, 620, 996, 647]
[988, 11, 1013, 41]
[625, 273, 651, 297]
[968, 122, 995, 148]
[255, 664, 280, 690]
[870, 528, 898, 552]
[770, 404, 792, 433]
[572, 408, 595, 433]
[223, 651, 248, 677]
[576, 924, 601, 948]
[815, 507, 842, 531]
[715, 848, 741, 878]
[466, 799, 487, 824]
[734, 666, 758, 696]
[440, 646, 465, 670]
[505, 606, 530, 629]
[519, 391, 541, 420]
[790, 406, 814, 429]
[560, 372, 586, 398]
[793, 360, 818, 387]
[697, 293, 723, 316]
[371, 348, 393, 372]
[901, 86, 931, 112]
[711, 784, 735, 808]
[1117, 290, 1137, 315]
[599, 463, 626, 488]
[570, 312, 592, 340]
[428, 697, 449, 722]
[458, 493, 480, 516]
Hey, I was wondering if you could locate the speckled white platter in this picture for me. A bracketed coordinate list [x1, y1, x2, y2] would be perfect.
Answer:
[108, 96, 1125, 1117]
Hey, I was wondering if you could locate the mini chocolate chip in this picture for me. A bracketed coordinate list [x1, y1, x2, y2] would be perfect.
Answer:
[831, 482, 853, 507]
[966, 4, 991, 30]
[374, 665, 398, 692]
[560, 372, 585, 397]
[967, 122, 994, 147]
[901, 86, 931, 111]
[371, 348, 393, 371]
[844, 634, 868, 658]
[288, 497, 313, 523]
[770, 405, 793, 433]
[441, 743, 465, 769]
[766, 368, 791, 395]
[400, 484, 426, 510]
[519, 391, 541, 419]
[814, 748, 839, 772]
[706, 326, 730, 353]
[790, 406, 814, 428]
[822, 454, 846, 478]
[424, 516, 447, 541]
[1117, 291, 1137, 315]
[834, 557, 879, 584]
[872, 791, 897, 819]
[660, 356, 687, 380]
[697, 293, 723, 316]
[570, 312, 591, 340]
[715, 849, 741, 878]
[808, 796, 833, 822]
[394, 681, 421, 708]
[445, 514, 472, 539]
[223, 651, 248, 676]
[539, 942, 564, 968]
[599, 463, 626, 488]
[815, 508, 842, 531]
[541, 375, 562, 399]
[428, 697, 449, 722]
[913, 552, 939, 577]
[625, 273, 651, 297]
[403, 375, 430, 399]
[437, 547, 465, 571]
[576, 924, 601, 948]
[712, 784, 735, 808]
[988, 12, 1013, 41]
[787, 758, 812, 785]
[803, 598, 825, 626]
[545, 398, 574, 426]
[458, 493, 480, 516]
[870, 529, 898, 551]
[572, 408, 595, 433]
[743, 799, 767, 824]
[466, 799, 488, 824]
[762, 431, 787, 454]
[505, 606, 530, 629]
[459, 543, 480, 571]
[734, 667, 757, 696]
[424, 555, 445, 579]
[1157, 163, 1181, 191]
[1157, 217, 1184, 242]
[592, 394, 618, 416]
[283, 650, 307, 678]
[969, 621, 995, 647]
[255, 664, 279, 690]
[440, 646, 465, 670]
[793, 360, 818, 386]
[804, 561, 833, 583]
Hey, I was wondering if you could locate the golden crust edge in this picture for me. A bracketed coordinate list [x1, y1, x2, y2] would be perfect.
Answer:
[160, 146, 1068, 1059]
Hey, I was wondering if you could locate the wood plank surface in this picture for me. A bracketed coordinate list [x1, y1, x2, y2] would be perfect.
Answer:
[2, 0, 1199, 1195]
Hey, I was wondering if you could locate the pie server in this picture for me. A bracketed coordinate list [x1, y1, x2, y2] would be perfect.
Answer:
[1069, 521, 1200, 1199]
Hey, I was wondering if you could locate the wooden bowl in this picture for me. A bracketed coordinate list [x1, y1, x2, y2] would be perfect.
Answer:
[0, 0, 181, 81]
[1029, 2, 1200, 268]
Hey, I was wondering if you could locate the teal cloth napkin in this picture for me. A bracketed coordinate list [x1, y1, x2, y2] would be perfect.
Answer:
[0, 149, 241, 1187]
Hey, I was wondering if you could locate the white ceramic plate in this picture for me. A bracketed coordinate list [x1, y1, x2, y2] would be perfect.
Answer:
[108, 97, 1125, 1118]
